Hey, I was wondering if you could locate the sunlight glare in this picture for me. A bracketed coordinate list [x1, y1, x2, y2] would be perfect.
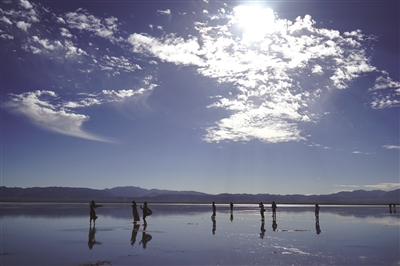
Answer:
[233, 5, 276, 43]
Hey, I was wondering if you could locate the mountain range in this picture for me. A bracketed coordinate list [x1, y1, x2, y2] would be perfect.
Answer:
[1, 186, 399, 204]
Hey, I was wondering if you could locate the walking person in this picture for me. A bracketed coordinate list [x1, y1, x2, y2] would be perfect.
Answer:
[315, 204, 320, 219]
[259, 202, 265, 220]
[140, 202, 152, 224]
[89, 200, 102, 225]
[132, 201, 140, 223]
[272, 201, 277, 219]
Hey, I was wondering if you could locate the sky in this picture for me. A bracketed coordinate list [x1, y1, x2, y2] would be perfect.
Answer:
[1, 0, 399, 195]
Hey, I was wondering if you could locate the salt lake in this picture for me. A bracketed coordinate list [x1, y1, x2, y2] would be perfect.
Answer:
[1, 203, 399, 265]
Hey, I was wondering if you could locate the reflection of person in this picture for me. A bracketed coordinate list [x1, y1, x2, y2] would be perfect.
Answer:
[315, 204, 320, 219]
[132, 201, 140, 223]
[272, 201, 277, 218]
[212, 202, 216, 216]
[272, 217, 278, 231]
[131, 223, 140, 246]
[89, 200, 103, 225]
[260, 221, 266, 239]
[212, 215, 216, 235]
[316, 220, 321, 235]
[139, 224, 152, 249]
[140, 202, 152, 224]
[88, 224, 101, 249]
[259, 202, 265, 220]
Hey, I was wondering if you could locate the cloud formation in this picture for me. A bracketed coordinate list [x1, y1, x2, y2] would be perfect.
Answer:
[1, 1, 399, 144]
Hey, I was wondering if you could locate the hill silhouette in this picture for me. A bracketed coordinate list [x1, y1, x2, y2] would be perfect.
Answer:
[0, 186, 398, 204]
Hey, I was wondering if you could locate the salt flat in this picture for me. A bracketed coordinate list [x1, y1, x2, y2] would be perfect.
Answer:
[1, 203, 399, 265]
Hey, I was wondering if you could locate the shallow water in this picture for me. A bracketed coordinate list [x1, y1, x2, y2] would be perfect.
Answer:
[0, 203, 399, 265]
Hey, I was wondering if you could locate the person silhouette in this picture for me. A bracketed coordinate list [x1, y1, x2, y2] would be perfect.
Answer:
[140, 202, 152, 224]
[394, 204, 397, 213]
[315, 204, 320, 219]
[132, 201, 140, 223]
[212, 201, 216, 216]
[259, 202, 265, 220]
[272, 201, 277, 219]
[131, 223, 140, 246]
[89, 200, 102, 225]
[230, 202, 234, 213]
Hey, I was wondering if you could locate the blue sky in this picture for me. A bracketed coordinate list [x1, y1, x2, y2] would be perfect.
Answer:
[1, 0, 399, 195]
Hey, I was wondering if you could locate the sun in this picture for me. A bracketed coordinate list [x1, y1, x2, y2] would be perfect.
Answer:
[233, 5, 276, 42]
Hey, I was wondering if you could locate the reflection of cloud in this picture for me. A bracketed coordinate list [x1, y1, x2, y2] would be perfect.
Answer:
[366, 217, 400, 226]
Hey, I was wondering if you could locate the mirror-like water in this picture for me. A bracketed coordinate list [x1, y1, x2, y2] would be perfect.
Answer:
[1, 203, 399, 265]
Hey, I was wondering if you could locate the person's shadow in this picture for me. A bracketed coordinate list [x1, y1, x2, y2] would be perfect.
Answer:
[316, 218, 321, 235]
[139, 224, 152, 249]
[88, 224, 101, 249]
[131, 223, 140, 246]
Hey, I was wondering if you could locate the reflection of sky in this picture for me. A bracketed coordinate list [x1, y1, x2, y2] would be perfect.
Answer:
[1, 204, 399, 265]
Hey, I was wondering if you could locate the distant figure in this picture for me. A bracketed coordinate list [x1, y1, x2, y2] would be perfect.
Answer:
[316, 220, 321, 235]
[212, 201, 216, 216]
[89, 200, 103, 225]
[132, 201, 140, 223]
[140, 202, 152, 224]
[259, 202, 265, 220]
[139, 223, 152, 249]
[394, 204, 397, 213]
[272, 201, 277, 218]
[260, 221, 266, 239]
[230, 202, 234, 213]
[88, 224, 101, 249]
[130, 223, 140, 246]
[315, 204, 320, 219]
[389, 203, 392, 214]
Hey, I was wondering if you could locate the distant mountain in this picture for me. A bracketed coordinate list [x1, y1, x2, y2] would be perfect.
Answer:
[0, 186, 399, 204]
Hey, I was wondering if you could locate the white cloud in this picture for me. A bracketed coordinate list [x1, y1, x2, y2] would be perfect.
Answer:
[364, 183, 400, 190]
[383, 145, 400, 150]
[369, 74, 400, 109]
[16, 20, 31, 31]
[157, 9, 171, 15]
[127, 5, 384, 143]
[20, 0, 32, 9]
[5, 86, 156, 142]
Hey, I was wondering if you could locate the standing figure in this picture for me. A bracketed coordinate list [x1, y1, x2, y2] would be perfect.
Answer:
[89, 200, 102, 225]
[315, 204, 320, 219]
[394, 204, 397, 213]
[212, 201, 216, 216]
[259, 202, 265, 220]
[132, 201, 140, 223]
[230, 202, 234, 213]
[272, 201, 277, 218]
[140, 202, 152, 224]
[389, 203, 393, 214]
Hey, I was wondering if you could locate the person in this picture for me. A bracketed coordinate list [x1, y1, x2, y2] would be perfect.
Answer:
[315, 204, 320, 219]
[272, 201, 277, 218]
[140, 202, 152, 224]
[89, 200, 102, 225]
[259, 202, 265, 220]
[394, 204, 397, 213]
[389, 203, 393, 213]
[230, 202, 234, 213]
[212, 201, 216, 216]
[132, 201, 140, 223]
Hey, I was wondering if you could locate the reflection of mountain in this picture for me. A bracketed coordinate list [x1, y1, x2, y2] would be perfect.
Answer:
[1, 186, 399, 204]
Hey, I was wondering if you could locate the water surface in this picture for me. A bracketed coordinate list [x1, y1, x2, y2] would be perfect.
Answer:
[1, 203, 399, 265]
